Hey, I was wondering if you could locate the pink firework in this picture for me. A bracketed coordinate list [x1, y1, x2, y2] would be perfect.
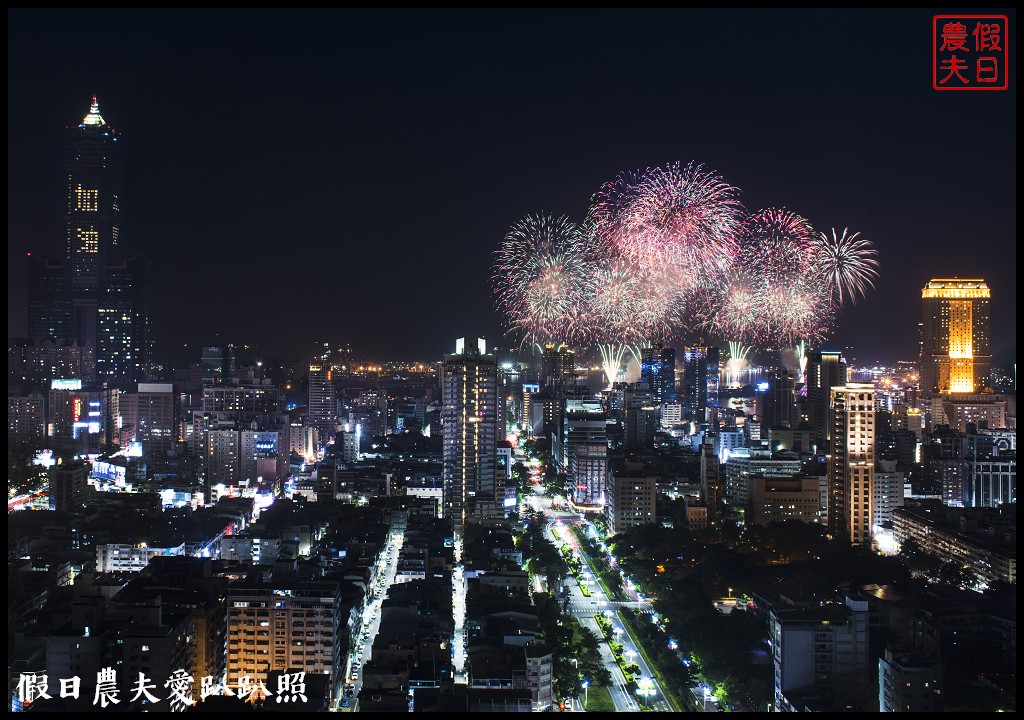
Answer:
[587, 162, 744, 298]
[740, 208, 815, 285]
[709, 208, 833, 347]
[629, 161, 745, 291]
[493, 213, 599, 347]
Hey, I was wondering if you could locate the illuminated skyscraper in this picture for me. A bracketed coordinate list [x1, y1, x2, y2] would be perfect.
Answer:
[96, 254, 153, 383]
[682, 345, 718, 422]
[920, 279, 991, 396]
[307, 362, 336, 437]
[827, 383, 875, 546]
[442, 337, 498, 533]
[27, 96, 153, 386]
[66, 97, 120, 302]
[807, 350, 847, 451]
[640, 344, 676, 405]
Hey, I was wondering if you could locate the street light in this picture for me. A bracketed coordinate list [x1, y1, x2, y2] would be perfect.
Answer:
[703, 685, 710, 712]
[637, 676, 655, 708]
[582, 680, 589, 709]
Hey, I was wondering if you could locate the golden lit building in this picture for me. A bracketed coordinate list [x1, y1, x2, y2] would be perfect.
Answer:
[920, 279, 991, 396]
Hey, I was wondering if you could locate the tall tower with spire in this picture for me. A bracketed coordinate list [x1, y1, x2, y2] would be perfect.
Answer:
[66, 95, 121, 332]
[27, 96, 152, 387]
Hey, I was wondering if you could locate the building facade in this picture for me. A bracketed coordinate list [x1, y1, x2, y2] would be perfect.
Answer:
[640, 344, 675, 405]
[442, 338, 498, 532]
[226, 579, 344, 700]
[771, 597, 870, 712]
[827, 384, 876, 546]
[920, 279, 991, 397]
[539, 343, 575, 388]
[807, 350, 847, 451]
[606, 464, 656, 534]
[682, 345, 718, 422]
[749, 475, 820, 526]
[700, 443, 722, 521]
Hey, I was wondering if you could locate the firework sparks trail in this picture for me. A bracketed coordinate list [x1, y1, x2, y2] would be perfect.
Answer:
[726, 341, 752, 387]
[811, 228, 880, 307]
[596, 343, 630, 388]
[795, 340, 808, 384]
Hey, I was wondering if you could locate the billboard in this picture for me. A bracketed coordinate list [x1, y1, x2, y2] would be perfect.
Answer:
[92, 461, 126, 486]
[51, 378, 82, 390]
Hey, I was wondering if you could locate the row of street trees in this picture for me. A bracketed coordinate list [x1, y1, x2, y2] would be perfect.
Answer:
[516, 512, 611, 704]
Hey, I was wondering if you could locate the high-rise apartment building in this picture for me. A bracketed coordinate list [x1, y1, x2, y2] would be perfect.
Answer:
[307, 362, 336, 437]
[227, 578, 344, 700]
[7, 391, 45, 450]
[623, 382, 657, 452]
[606, 462, 656, 534]
[920, 279, 991, 396]
[27, 255, 72, 343]
[878, 649, 944, 713]
[206, 429, 241, 489]
[120, 383, 176, 461]
[872, 460, 906, 525]
[827, 384, 876, 546]
[50, 460, 88, 512]
[442, 338, 498, 533]
[539, 343, 575, 388]
[96, 256, 153, 383]
[771, 597, 870, 712]
[559, 399, 606, 470]
[807, 350, 848, 451]
[8, 337, 95, 386]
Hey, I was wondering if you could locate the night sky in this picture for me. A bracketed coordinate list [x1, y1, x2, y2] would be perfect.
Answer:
[7, 9, 1017, 367]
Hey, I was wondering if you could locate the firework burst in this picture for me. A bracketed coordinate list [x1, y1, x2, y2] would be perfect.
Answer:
[587, 162, 744, 298]
[741, 208, 815, 284]
[492, 213, 599, 347]
[707, 208, 833, 347]
[586, 169, 648, 256]
[811, 227, 879, 307]
[632, 162, 744, 290]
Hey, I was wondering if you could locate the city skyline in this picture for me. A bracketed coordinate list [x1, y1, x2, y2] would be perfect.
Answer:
[7, 9, 1017, 367]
